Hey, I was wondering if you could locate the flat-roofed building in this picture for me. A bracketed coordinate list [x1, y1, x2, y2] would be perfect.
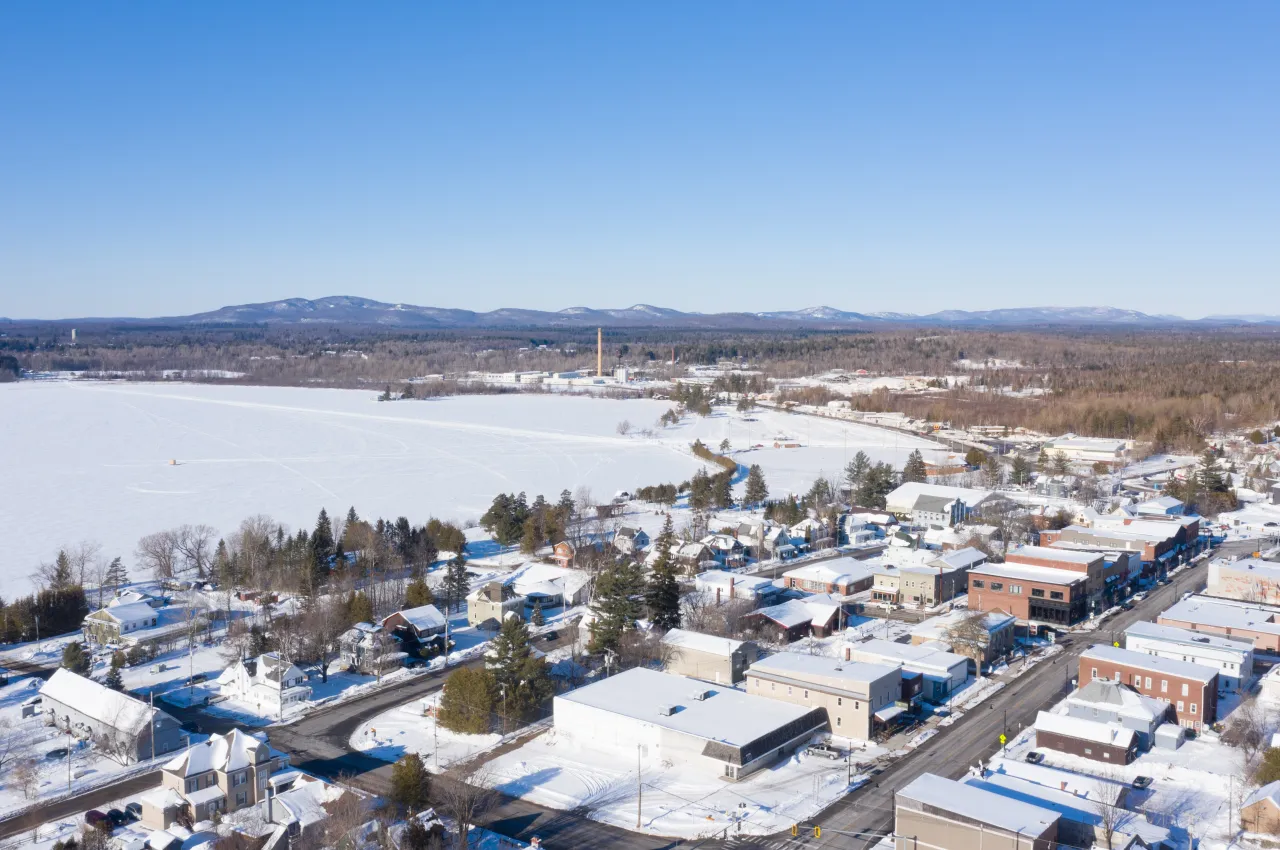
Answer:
[1033, 711, 1138, 764]
[1125, 620, 1254, 691]
[1005, 545, 1106, 610]
[1158, 595, 1280, 652]
[1080, 644, 1218, 729]
[781, 559, 875, 596]
[968, 562, 1090, 628]
[1065, 679, 1172, 749]
[1042, 434, 1128, 466]
[745, 653, 901, 741]
[894, 773, 1060, 850]
[660, 628, 758, 685]
[552, 668, 826, 782]
[844, 637, 968, 702]
[910, 610, 1017, 672]
[1208, 558, 1280, 606]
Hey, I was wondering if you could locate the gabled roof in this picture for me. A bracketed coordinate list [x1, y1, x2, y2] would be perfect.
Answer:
[40, 668, 162, 735]
[1081, 644, 1218, 683]
[661, 628, 746, 658]
[750, 597, 840, 630]
[1244, 780, 1280, 810]
[897, 773, 1059, 836]
[91, 602, 156, 624]
[1067, 679, 1167, 723]
[385, 604, 446, 634]
[163, 729, 275, 777]
[1035, 710, 1136, 748]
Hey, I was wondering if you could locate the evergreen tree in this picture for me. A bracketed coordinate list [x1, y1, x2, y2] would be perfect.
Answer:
[62, 641, 91, 675]
[1010, 455, 1032, 486]
[902, 450, 928, 483]
[589, 560, 646, 654]
[981, 454, 1004, 486]
[854, 462, 897, 509]
[1198, 450, 1227, 491]
[103, 665, 124, 691]
[964, 447, 987, 468]
[645, 515, 681, 631]
[103, 557, 128, 594]
[443, 552, 470, 613]
[437, 666, 495, 734]
[844, 451, 871, 494]
[1051, 452, 1072, 476]
[744, 464, 769, 506]
[110, 650, 126, 669]
[348, 591, 374, 625]
[52, 551, 74, 591]
[530, 600, 544, 627]
[1036, 448, 1051, 471]
[487, 616, 554, 724]
[712, 471, 734, 509]
[249, 624, 270, 656]
[389, 753, 431, 811]
[346, 506, 360, 527]
[519, 518, 541, 554]
[688, 468, 713, 511]
[311, 508, 335, 578]
[404, 578, 433, 609]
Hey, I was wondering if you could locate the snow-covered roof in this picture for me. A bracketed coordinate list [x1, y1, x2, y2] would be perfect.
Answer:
[138, 787, 187, 811]
[384, 604, 446, 634]
[694, 570, 775, 592]
[272, 776, 358, 829]
[932, 547, 987, 571]
[747, 653, 899, 694]
[1161, 596, 1280, 635]
[556, 668, 820, 748]
[508, 562, 590, 598]
[1046, 434, 1126, 452]
[910, 609, 1016, 643]
[39, 668, 159, 734]
[846, 637, 968, 676]
[185, 785, 227, 806]
[897, 773, 1059, 836]
[1244, 780, 1280, 811]
[93, 601, 157, 624]
[1006, 545, 1101, 566]
[966, 772, 1169, 846]
[886, 483, 997, 513]
[1035, 710, 1136, 748]
[986, 759, 1130, 801]
[750, 598, 837, 630]
[661, 628, 746, 658]
[1213, 557, 1280, 581]
[1125, 620, 1253, 656]
[782, 560, 874, 585]
[1081, 644, 1218, 683]
[164, 729, 275, 777]
[970, 562, 1087, 586]
[1066, 680, 1167, 723]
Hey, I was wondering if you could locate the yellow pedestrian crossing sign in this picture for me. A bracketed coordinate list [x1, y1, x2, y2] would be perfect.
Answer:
[999, 733, 1007, 746]
[1113, 640, 1120, 648]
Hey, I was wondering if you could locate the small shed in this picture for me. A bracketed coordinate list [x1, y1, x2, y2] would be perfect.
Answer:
[1153, 723, 1185, 751]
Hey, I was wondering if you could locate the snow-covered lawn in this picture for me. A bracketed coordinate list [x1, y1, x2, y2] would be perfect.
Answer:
[0, 677, 173, 819]
[485, 730, 881, 840]
[1, 381, 947, 598]
[351, 692, 503, 773]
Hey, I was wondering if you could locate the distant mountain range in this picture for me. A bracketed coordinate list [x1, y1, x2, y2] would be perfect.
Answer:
[9, 296, 1280, 329]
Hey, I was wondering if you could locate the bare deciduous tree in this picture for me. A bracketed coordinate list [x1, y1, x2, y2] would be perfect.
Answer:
[0, 719, 31, 776]
[136, 530, 181, 581]
[175, 524, 217, 579]
[1092, 771, 1127, 850]
[435, 765, 495, 850]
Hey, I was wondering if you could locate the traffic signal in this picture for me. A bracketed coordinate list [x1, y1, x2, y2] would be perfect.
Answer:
[791, 824, 798, 837]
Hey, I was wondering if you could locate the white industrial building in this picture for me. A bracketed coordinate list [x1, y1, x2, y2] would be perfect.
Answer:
[1042, 434, 1129, 466]
[552, 668, 826, 781]
[1124, 620, 1254, 691]
[844, 637, 968, 702]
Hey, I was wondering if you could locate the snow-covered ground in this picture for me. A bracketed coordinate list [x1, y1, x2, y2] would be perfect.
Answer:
[351, 692, 504, 773]
[1, 381, 947, 597]
[485, 729, 881, 840]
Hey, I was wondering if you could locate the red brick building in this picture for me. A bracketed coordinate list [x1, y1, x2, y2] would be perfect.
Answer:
[967, 563, 1089, 628]
[1079, 644, 1218, 730]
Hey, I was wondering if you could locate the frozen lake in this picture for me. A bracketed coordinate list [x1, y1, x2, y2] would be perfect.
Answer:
[0, 382, 946, 596]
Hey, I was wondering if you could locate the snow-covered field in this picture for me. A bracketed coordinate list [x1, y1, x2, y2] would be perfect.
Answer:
[351, 692, 504, 773]
[1, 381, 946, 597]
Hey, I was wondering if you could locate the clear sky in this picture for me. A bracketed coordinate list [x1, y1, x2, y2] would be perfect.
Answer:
[2, 2, 1277, 319]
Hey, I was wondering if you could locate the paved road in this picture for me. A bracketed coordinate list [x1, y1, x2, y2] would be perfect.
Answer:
[0, 769, 161, 841]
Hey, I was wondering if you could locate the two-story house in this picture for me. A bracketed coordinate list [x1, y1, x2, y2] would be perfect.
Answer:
[217, 653, 312, 715]
[147, 729, 290, 826]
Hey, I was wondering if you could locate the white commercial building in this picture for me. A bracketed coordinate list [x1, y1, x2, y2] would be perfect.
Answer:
[844, 637, 968, 702]
[884, 483, 1001, 522]
[1124, 620, 1254, 691]
[1208, 558, 1280, 606]
[552, 667, 826, 781]
[1042, 434, 1129, 466]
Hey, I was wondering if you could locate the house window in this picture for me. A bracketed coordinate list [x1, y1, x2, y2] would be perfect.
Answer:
[1050, 591, 1064, 600]
[787, 686, 792, 695]
[837, 717, 842, 727]
[1177, 701, 1184, 713]
[1091, 668, 1098, 679]
[990, 582, 1003, 591]
[1031, 589, 1045, 598]
[803, 690, 809, 699]
[1161, 680, 1168, 693]
[972, 580, 985, 589]
[1145, 677, 1152, 689]
[1009, 585, 1022, 595]
[837, 697, 842, 706]
[1181, 683, 1189, 697]
[1133, 674, 1141, 687]
[1190, 703, 1197, 715]
[236, 792, 247, 807]
[1084, 748, 1092, 755]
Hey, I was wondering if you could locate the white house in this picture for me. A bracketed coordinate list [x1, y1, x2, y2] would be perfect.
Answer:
[551, 667, 827, 781]
[82, 601, 159, 644]
[613, 525, 650, 557]
[693, 570, 780, 605]
[217, 654, 311, 714]
[40, 669, 184, 763]
[884, 483, 1000, 524]
[1124, 620, 1254, 691]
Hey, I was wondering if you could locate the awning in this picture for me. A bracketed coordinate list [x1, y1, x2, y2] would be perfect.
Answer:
[1157, 550, 1177, 563]
[874, 704, 905, 723]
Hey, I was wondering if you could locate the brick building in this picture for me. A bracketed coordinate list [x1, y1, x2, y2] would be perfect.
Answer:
[967, 562, 1090, 628]
[1079, 644, 1218, 730]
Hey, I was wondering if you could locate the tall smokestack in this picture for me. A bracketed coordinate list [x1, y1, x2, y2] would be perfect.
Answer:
[597, 327, 603, 377]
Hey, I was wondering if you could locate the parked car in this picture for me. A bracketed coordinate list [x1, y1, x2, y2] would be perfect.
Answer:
[1157, 578, 1172, 586]
[124, 802, 143, 820]
[1025, 751, 1045, 764]
[806, 743, 842, 760]
[107, 809, 129, 827]
[1131, 591, 1148, 603]
[84, 810, 111, 831]
[45, 747, 69, 761]
[187, 673, 208, 685]
[1132, 776, 1153, 790]
[1120, 601, 1135, 611]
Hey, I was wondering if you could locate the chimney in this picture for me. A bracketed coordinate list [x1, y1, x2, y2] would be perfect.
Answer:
[597, 327, 603, 377]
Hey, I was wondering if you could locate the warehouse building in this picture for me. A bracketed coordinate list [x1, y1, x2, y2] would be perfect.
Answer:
[551, 668, 826, 781]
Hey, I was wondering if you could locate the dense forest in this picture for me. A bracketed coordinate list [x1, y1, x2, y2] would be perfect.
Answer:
[5, 321, 1280, 450]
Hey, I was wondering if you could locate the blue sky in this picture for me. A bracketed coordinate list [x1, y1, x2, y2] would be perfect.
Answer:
[2, 2, 1277, 319]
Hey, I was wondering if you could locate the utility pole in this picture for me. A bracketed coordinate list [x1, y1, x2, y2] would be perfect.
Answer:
[636, 744, 642, 829]
[66, 729, 72, 790]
